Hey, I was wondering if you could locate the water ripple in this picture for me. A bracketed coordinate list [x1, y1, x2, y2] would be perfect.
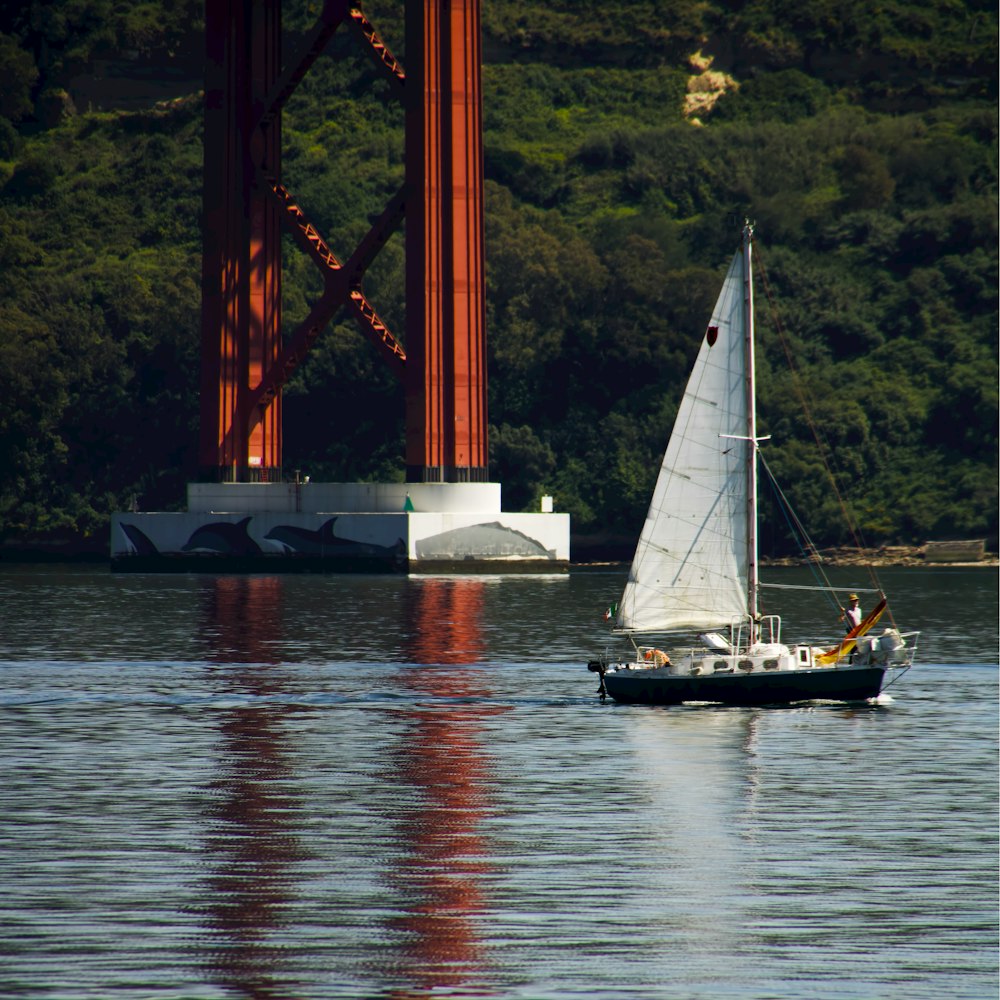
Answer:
[0, 567, 995, 999]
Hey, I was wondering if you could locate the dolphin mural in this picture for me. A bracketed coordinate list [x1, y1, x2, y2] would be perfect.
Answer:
[263, 518, 341, 555]
[264, 518, 407, 564]
[120, 522, 160, 556]
[182, 517, 262, 555]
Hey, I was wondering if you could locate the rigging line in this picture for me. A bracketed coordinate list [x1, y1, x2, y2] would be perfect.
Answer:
[753, 246, 890, 611]
[760, 452, 818, 557]
[761, 460, 821, 567]
[758, 455, 818, 563]
[759, 452, 840, 610]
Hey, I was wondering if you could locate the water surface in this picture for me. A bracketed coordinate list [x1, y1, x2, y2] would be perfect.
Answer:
[0, 565, 996, 999]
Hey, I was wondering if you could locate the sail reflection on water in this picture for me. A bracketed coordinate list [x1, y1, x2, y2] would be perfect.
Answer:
[625, 709, 754, 956]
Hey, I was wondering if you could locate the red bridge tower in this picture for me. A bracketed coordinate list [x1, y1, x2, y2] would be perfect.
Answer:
[198, 0, 487, 485]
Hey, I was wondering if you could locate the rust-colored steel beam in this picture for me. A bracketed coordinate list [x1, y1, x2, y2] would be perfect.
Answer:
[245, 182, 407, 423]
[200, 0, 282, 481]
[201, 1, 489, 485]
[202, 0, 411, 481]
[255, 0, 351, 132]
[346, 7, 406, 93]
[405, 0, 488, 483]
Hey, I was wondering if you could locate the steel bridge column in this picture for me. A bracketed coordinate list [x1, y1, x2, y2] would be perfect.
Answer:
[405, 0, 488, 484]
[200, 0, 282, 482]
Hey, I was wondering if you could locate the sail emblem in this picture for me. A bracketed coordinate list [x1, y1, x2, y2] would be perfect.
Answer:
[706, 325, 719, 346]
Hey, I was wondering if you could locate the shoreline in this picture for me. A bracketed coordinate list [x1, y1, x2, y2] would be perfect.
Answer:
[1, 543, 995, 571]
[762, 544, 998, 569]
[573, 543, 998, 570]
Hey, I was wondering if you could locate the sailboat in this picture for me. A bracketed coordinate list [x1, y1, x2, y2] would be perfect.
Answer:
[588, 223, 918, 706]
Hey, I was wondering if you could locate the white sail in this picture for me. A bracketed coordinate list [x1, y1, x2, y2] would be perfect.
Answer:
[617, 243, 750, 632]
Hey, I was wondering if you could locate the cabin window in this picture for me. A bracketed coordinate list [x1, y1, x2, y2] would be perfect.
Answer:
[799, 648, 809, 664]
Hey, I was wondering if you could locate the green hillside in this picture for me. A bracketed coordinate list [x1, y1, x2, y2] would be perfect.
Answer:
[0, 0, 996, 556]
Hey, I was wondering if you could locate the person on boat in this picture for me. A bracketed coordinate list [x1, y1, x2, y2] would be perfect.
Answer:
[840, 594, 862, 633]
[644, 648, 670, 667]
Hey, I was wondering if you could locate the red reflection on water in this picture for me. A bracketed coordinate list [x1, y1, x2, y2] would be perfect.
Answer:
[197, 576, 307, 999]
[383, 577, 501, 996]
[404, 575, 487, 666]
[200, 575, 284, 667]
[195, 575, 501, 997]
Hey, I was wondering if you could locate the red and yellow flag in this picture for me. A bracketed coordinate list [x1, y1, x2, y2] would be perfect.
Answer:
[815, 597, 887, 665]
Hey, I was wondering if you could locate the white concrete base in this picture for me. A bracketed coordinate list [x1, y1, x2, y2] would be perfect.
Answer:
[187, 480, 502, 515]
[112, 482, 570, 572]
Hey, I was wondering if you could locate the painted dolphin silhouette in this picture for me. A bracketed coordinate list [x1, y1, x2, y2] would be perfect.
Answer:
[120, 522, 159, 556]
[182, 517, 262, 555]
[265, 518, 405, 562]
[264, 518, 340, 554]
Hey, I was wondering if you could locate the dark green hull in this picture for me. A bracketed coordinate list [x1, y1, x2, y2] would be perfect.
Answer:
[603, 665, 887, 706]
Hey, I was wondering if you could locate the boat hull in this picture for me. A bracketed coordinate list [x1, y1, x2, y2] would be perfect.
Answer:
[602, 664, 887, 706]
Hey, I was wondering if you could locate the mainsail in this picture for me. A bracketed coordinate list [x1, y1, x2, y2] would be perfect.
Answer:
[617, 243, 751, 632]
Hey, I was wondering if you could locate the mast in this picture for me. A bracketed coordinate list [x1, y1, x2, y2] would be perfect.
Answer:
[743, 221, 760, 637]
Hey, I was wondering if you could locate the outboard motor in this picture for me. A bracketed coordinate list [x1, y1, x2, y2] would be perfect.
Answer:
[587, 659, 608, 699]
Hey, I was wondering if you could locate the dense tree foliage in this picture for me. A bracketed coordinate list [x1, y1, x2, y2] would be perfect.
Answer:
[0, 0, 995, 555]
